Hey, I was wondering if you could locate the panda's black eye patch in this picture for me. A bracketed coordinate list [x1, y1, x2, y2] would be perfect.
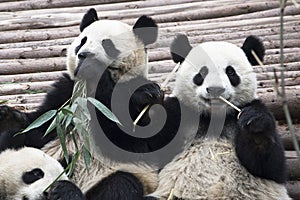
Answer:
[193, 66, 208, 86]
[102, 39, 121, 59]
[226, 65, 240, 87]
[75, 36, 87, 55]
[22, 168, 44, 184]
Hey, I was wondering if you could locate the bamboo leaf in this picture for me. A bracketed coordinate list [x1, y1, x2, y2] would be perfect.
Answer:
[87, 97, 122, 125]
[82, 146, 91, 172]
[64, 114, 73, 129]
[0, 100, 8, 104]
[67, 151, 80, 177]
[20, 109, 57, 134]
[72, 80, 87, 101]
[56, 115, 69, 164]
[70, 103, 78, 113]
[70, 130, 79, 151]
[61, 108, 73, 115]
[74, 97, 91, 120]
[44, 116, 57, 137]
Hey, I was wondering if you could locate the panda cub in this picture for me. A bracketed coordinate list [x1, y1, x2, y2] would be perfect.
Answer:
[147, 35, 290, 199]
[0, 8, 163, 199]
[0, 147, 83, 200]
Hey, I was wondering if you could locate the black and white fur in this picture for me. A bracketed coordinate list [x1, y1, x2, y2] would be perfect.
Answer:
[147, 35, 290, 199]
[0, 147, 83, 200]
[0, 8, 163, 199]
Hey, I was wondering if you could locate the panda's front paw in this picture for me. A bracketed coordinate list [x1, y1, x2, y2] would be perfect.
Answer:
[132, 82, 164, 108]
[238, 102, 275, 135]
[130, 82, 164, 126]
[48, 180, 85, 200]
[0, 105, 27, 129]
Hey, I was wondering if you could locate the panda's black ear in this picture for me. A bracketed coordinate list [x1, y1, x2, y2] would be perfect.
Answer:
[133, 15, 158, 45]
[241, 35, 265, 66]
[170, 34, 192, 63]
[80, 8, 99, 32]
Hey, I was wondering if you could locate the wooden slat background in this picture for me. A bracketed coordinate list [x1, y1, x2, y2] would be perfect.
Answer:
[0, 0, 299, 198]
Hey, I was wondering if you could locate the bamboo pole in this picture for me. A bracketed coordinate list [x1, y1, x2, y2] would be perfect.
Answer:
[0, 57, 66, 75]
[0, 0, 131, 12]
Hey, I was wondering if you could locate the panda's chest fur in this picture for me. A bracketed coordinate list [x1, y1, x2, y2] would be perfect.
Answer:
[196, 112, 240, 140]
[155, 137, 289, 200]
[152, 115, 249, 198]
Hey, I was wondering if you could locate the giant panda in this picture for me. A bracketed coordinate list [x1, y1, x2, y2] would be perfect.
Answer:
[0, 8, 165, 199]
[145, 34, 291, 199]
[0, 147, 84, 200]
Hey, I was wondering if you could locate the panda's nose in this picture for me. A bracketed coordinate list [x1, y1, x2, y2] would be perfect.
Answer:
[78, 52, 94, 60]
[206, 87, 225, 97]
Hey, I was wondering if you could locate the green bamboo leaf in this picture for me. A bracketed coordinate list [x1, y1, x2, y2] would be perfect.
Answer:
[64, 114, 73, 129]
[56, 116, 69, 164]
[44, 116, 57, 137]
[72, 80, 87, 101]
[68, 151, 80, 177]
[70, 103, 78, 113]
[82, 146, 91, 172]
[20, 110, 57, 134]
[0, 100, 8, 104]
[61, 108, 73, 115]
[76, 97, 91, 120]
[70, 130, 79, 151]
[87, 97, 122, 125]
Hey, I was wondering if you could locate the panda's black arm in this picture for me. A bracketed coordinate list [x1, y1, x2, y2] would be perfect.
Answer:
[0, 105, 29, 151]
[0, 73, 74, 150]
[48, 180, 85, 200]
[24, 73, 74, 148]
[235, 99, 287, 184]
[94, 72, 181, 153]
[85, 171, 145, 200]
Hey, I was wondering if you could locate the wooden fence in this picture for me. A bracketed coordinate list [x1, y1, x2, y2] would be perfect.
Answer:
[0, 0, 299, 198]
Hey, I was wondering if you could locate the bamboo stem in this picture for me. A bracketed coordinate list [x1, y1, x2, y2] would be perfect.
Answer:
[219, 96, 241, 112]
[133, 105, 150, 132]
[278, 0, 300, 165]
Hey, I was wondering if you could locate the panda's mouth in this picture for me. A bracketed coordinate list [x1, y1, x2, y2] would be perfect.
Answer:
[202, 97, 231, 106]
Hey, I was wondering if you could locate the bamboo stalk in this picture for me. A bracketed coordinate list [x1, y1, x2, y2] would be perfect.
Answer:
[0, 57, 66, 75]
[0, 0, 131, 12]
[278, 0, 300, 166]
[1, 2, 298, 31]
[157, 3, 299, 28]
[0, 45, 68, 59]
[0, 81, 54, 95]
[0, 71, 64, 83]
[1, 18, 299, 45]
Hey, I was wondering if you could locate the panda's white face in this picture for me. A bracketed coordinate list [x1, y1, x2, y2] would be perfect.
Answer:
[0, 147, 67, 200]
[67, 20, 147, 82]
[66, 9, 158, 83]
[173, 41, 257, 113]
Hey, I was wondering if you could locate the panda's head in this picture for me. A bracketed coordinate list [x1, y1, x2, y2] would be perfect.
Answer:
[170, 34, 265, 113]
[67, 8, 158, 82]
[0, 147, 68, 200]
